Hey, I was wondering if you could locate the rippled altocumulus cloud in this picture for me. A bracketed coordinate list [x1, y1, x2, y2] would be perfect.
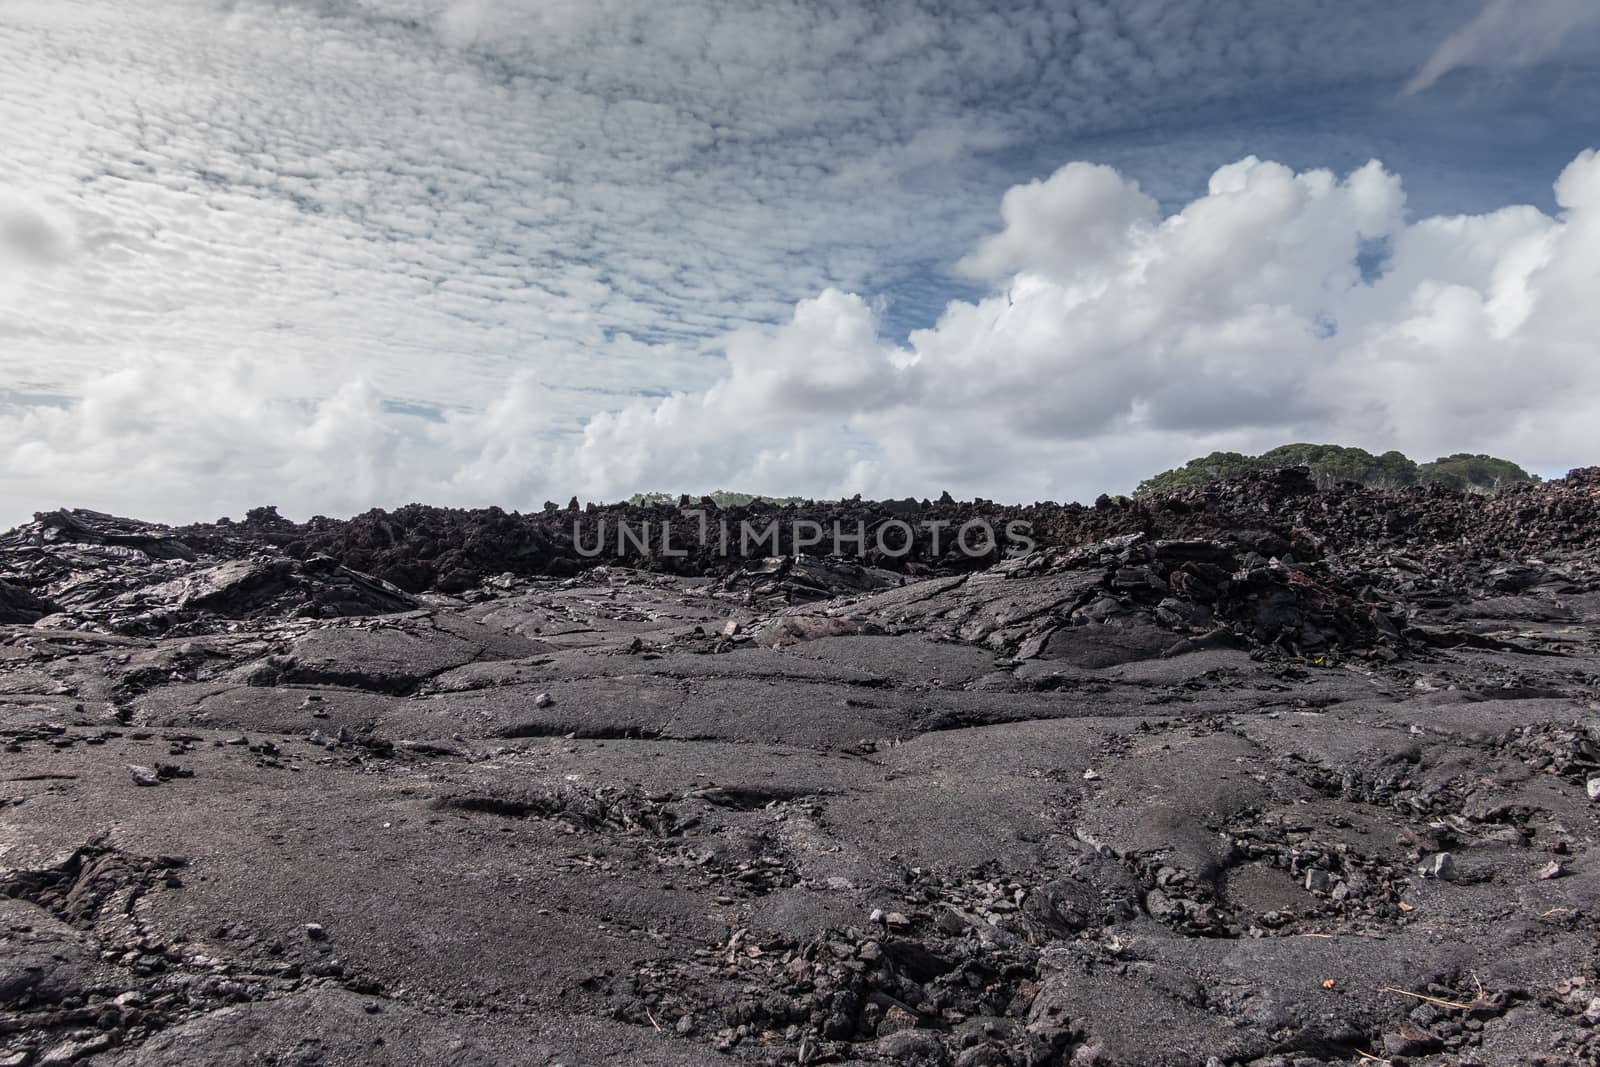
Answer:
[2, 0, 1598, 525]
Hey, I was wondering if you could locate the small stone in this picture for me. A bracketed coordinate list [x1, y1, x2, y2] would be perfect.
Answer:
[128, 764, 160, 787]
[876, 1030, 943, 1061]
[722, 620, 741, 637]
[534, 692, 554, 708]
[1082, 769, 1101, 781]
[1069, 1041, 1108, 1066]
[1587, 777, 1600, 802]
[1422, 852, 1456, 881]
[676, 1013, 695, 1035]
[1144, 888, 1178, 919]
[1537, 859, 1566, 880]
[39, 1036, 113, 1064]
[958, 1046, 1005, 1067]
[1383, 1020, 1443, 1056]
[1305, 869, 1332, 894]
[877, 1004, 919, 1035]
[884, 911, 911, 928]
[304, 923, 327, 940]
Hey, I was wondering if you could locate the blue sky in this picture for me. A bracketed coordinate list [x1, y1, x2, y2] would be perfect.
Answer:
[1, 0, 1597, 524]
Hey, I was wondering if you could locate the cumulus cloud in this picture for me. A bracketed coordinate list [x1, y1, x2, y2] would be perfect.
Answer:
[564, 150, 1599, 504]
[1406, 0, 1600, 94]
[957, 163, 1159, 284]
[0, 354, 564, 523]
[6, 150, 1595, 526]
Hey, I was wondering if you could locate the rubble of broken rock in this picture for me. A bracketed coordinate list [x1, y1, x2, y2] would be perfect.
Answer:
[0, 510, 417, 637]
[3, 469, 1600, 1066]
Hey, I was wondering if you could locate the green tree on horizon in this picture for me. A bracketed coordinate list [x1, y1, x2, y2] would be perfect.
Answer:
[1135, 444, 1537, 497]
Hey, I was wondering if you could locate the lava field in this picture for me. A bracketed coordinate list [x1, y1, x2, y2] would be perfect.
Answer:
[3, 468, 1600, 1066]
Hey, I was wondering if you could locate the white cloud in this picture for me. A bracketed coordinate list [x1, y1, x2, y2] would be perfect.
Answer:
[0, 190, 79, 306]
[0, 0, 1485, 412]
[1406, 0, 1600, 94]
[957, 163, 1159, 284]
[3, 0, 1597, 526]
[7, 150, 1594, 527]
[563, 150, 1599, 504]
[0, 196, 73, 267]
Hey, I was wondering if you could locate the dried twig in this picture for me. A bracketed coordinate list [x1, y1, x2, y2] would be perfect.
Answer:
[1378, 985, 1479, 1010]
[644, 1007, 662, 1032]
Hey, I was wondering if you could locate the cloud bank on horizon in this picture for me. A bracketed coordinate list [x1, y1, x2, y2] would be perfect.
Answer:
[2, 0, 1598, 526]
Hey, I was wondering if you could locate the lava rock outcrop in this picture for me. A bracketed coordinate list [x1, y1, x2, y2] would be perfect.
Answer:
[4, 471, 1600, 1066]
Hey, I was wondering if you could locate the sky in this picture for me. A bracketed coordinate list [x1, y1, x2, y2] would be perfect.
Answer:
[2, 0, 1598, 527]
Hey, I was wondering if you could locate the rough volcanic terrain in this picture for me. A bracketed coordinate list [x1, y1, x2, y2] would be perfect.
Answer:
[4, 469, 1600, 1066]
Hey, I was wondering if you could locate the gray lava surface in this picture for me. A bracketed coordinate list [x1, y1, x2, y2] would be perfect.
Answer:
[4, 476, 1600, 1066]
